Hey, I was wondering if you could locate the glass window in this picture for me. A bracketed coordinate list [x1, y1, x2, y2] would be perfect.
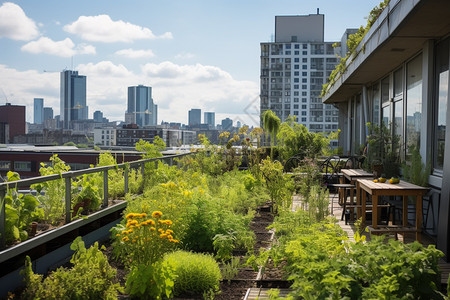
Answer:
[406, 54, 422, 157]
[381, 76, 391, 128]
[394, 68, 403, 97]
[0, 161, 10, 170]
[435, 38, 449, 171]
[372, 84, 380, 125]
[14, 161, 31, 171]
[394, 99, 403, 148]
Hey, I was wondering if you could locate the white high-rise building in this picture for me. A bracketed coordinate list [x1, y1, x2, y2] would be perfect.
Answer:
[260, 13, 340, 133]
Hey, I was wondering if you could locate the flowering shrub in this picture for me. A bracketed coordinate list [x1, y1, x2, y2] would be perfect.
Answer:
[112, 211, 179, 266]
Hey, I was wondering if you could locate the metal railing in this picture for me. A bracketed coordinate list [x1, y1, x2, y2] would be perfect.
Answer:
[0, 152, 193, 249]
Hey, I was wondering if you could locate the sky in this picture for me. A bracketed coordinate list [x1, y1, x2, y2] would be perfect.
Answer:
[0, 0, 382, 127]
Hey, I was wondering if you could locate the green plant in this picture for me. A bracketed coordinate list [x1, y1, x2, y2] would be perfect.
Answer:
[262, 109, 281, 159]
[112, 211, 179, 267]
[125, 260, 175, 300]
[260, 158, 294, 213]
[72, 173, 102, 216]
[96, 151, 124, 199]
[3, 171, 43, 244]
[213, 232, 236, 261]
[321, 0, 390, 97]
[21, 237, 122, 300]
[221, 256, 240, 282]
[31, 154, 70, 225]
[403, 145, 431, 187]
[164, 250, 221, 298]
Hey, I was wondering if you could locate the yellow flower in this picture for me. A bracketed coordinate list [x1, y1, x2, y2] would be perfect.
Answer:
[160, 233, 167, 238]
[150, 227, 156, 231]
[116, 233, 121, 237]
[166, 229, 174, 234]
[158, 228, 164, 233]
[169, 239, 179, 243]
[163, 220, 173, 226]
[167, 234, 173, 240]
[122, 236, 129, 242]
[125, 213, 135, 219]
[152, 211, 163, 218]
[140, 213, 147, 218]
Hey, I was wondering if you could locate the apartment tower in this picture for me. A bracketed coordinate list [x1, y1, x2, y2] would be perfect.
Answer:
[260, 13, 340, 134]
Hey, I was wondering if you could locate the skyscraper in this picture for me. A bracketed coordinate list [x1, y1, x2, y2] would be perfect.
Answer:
[126, 85, 157, 127]
[221, 118, 233, 131]
[260, 13, 340, 133]
[93, 110, 103, 123]
[60, 70, 88, 129]
[204, 112, 215, 128]
[188, 109, 201, 126]
[33, 98, 44, 124]
[43, 107, 53, 121]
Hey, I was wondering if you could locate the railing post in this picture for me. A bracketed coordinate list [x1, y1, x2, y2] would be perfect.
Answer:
[141, 162, 145, 191]
[169, 157, 173, 166]
[65, 176, 71, 224]
[124, 166, 129, 195]
[0, 188, 5, 249]
[103, 170, 108, 207]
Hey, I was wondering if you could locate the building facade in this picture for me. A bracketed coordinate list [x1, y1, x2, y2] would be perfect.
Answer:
[322, 0, 450, 260]
[221, 117, 233, 131]
[126, 85, 157, 127]
[0, 103, 25, 143]
[188, 109, 201, 126]
[260, 13, 340, 134]
[60, 70, 88, 129]
[204, 112, 215, 129]
[33, 98, 44, 124]
[43, 107, 53, 121]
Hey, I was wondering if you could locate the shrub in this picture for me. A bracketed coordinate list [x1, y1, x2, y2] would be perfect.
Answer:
[125, 260, 175, 300]
[21, 237, 122, 300]
[164, 250, 221, 297]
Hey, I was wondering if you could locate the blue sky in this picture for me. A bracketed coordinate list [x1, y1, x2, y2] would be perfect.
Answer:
[0, 0, 381, 127]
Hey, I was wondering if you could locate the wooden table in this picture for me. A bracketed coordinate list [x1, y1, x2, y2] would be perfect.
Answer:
[357, 178, 428, 242]
[340, 169, 373, 209]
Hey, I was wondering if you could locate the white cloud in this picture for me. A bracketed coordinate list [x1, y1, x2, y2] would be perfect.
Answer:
[77, 61, 133, 77]
[174, 52, 195, 60]
[63, 15, 173, 43]
[0, 2, 39, 41]
[115, 48, 155, 59]
[21, 37, 96, 57]
[0, 61, 259, 127]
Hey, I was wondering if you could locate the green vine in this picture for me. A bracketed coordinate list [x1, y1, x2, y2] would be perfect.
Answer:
[321, 0, 390, 97]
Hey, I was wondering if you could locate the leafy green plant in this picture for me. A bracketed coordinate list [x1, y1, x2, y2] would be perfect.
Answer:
[164, 250, 221, 298]
[125, 260, 175, 300]
[262, 109, 281, 159]
[32, 154, 70, 225]
[72, 173, 102, 216]
[213, 232, 236, 261]
[260, 158, 294, 213]
[3, 171, 43, 244]
[21, 237, 122, 300]
[259, 208, 444, 299]
[221, 256, 241, 282]
[96, 151, 124, 199]
[322, 0, 391, 96]
[403, 145, 431, 187]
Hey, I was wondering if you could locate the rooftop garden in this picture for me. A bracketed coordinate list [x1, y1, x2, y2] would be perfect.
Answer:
[1, 112, 446, 299]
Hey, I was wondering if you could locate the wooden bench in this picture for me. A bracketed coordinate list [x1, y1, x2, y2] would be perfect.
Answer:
[367, 225, 419, 240]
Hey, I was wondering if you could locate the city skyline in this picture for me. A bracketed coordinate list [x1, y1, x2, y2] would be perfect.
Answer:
[0, 0, 382, 127]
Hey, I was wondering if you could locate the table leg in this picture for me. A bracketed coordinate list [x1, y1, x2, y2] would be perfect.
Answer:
[350, 180, 355, 220]
[373, 195, 378, 229]
[356, 181, 361, 219]
[361, 186, 366, 227]
[402, 196, 408, 227]
[416, 195, 422, 242]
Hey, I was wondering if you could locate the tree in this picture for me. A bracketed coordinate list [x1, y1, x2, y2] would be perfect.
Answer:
[262, 110, 281, 159]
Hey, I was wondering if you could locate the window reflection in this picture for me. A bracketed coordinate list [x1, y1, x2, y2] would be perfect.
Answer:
[406, 54, 422, 157]
[435, 38, 449, 171]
